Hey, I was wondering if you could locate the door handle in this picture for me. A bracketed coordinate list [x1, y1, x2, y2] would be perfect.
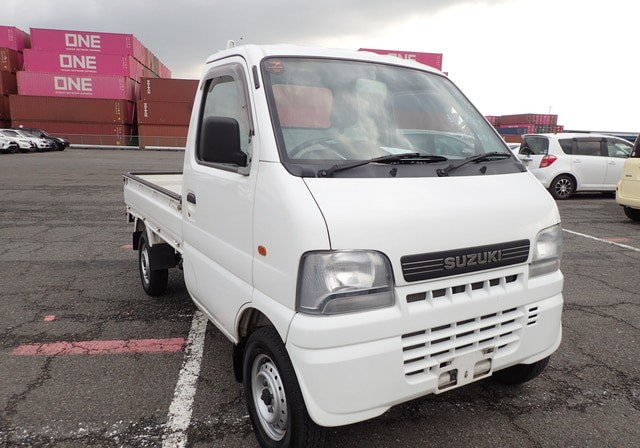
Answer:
[186, 192, 197, 204]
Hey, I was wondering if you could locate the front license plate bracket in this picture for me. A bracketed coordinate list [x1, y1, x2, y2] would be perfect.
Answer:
[435, 346, 495, 392]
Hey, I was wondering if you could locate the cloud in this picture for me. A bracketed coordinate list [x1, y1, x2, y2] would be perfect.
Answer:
[4, 0, 639, 130]
[3, 0, 502, 78]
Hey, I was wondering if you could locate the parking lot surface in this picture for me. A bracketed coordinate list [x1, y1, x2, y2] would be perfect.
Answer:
[1, 149, 638, 447]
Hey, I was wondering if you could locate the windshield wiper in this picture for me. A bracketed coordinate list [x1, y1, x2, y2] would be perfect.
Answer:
[436, 151, 512, 177]
[317, 153, 448, 177]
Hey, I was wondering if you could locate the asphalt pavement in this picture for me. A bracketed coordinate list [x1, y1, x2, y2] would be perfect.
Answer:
[0, 149, 638, 447]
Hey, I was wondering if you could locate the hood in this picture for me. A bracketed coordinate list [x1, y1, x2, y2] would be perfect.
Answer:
[304, 172, 559, 284]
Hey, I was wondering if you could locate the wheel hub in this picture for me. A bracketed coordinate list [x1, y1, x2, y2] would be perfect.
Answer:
[251, 354, 287, 440]
[140, 245, 150, 285]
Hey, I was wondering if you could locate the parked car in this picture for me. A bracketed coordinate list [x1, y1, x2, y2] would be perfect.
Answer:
[616, 136, 640, 221]
[0, 135, 19, 154]
[12, 129, 54, 151]
[19, 127, 69, 151]
[517, 133, 632, 199]
[0, 129, 36, 153]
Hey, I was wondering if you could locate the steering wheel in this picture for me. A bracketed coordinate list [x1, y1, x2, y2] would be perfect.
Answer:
[288, 137, 341, 158]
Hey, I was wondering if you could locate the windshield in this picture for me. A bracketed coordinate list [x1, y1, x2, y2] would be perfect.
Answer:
[262, 57, 513, 177]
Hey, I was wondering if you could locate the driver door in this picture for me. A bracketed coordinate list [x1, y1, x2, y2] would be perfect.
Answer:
[182, 58, 257, 339]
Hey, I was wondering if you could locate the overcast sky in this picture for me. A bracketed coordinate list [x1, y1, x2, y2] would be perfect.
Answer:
[4, 0, 639, 131]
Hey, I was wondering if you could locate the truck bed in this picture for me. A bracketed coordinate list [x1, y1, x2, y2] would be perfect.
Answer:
[123, 172, 183, 252]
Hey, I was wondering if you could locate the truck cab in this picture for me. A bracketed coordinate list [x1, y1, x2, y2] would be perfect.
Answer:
[125, 45, 564, 447]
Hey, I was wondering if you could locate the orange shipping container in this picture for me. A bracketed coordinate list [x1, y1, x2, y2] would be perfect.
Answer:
[9, 95, 135, 124]
[0, 95, 9, 120]
[137, 100, 193, 126]
[138, 124, 188, 148]
[140, 77, 198, 102]
[11, 119, 133, 145]
[0, 71, 17, 95]
[0, 47, 21, 73]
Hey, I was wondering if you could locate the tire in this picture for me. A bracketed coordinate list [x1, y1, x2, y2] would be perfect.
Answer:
[243, 327, 327, 448]
[138, 232, 168, 296]
[623, 206, 640, 222]
[549, 175, 575, 200]
[492, 356, 550, 385]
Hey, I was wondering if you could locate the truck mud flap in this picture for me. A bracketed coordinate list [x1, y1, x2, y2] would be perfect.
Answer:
[148, 243, 179, 270]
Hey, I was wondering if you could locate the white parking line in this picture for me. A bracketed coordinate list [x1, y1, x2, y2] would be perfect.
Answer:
[162, 310, 208, 448]
[563, 229, 640, 252]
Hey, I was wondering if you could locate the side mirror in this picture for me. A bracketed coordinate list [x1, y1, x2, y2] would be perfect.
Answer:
[198, 116, 248, 166]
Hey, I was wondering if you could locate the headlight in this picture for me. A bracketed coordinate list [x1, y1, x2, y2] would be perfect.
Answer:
[530, 224, 563, 277]
[297, 250, 395, 315]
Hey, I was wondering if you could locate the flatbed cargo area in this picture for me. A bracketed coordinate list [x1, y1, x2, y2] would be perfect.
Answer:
[123, 171, 183, 252]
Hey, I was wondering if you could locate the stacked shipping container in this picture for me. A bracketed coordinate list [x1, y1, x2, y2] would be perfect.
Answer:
[488, 113, 564, 143]
[0, 26, 29, 128]
[137, 77, 198, 148]
[9, 27, 171, 145]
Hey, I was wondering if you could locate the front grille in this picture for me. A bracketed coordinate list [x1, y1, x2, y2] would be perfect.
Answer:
[401, 307, 523, 378]
[401, 240, 530, 282]
[405, 274, 519, 304]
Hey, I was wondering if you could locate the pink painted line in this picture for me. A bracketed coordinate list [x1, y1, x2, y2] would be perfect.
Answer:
[11, 338, 185, 356]
[604, 237, 631, 243]
[43, 315, 56, 321]
[121, 244, 133, 249]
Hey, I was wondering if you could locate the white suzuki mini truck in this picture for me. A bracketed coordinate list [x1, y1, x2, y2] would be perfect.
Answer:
[124, 45, 564, 447]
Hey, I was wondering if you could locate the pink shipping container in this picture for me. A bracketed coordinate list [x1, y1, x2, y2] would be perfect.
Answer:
[22, 49, 153, 81]
[17, 71, 137, 100]
[0, 26, 30, 51]
[499, 114, 558, 126]
[29, 28, 170, 78]
[31, 28, 142, 57]
[359, 48, 443, 71]
[485, 115, 500, 127]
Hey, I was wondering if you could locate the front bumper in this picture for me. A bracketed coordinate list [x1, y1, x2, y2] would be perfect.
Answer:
[287, 265, 563, 427]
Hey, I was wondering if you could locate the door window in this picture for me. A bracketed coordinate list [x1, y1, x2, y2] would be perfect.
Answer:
[574, 140, 603, 157]
[197, 63, 252, 170]
[605, 139, 632, 158]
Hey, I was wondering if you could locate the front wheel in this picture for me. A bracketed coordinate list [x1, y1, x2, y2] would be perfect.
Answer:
[492, 356, 550, 385]
[138, 232, 168, 296]
[243, 327, 327, 448]
[623, 206, 640, 222]
[549, 175, 575, 200]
